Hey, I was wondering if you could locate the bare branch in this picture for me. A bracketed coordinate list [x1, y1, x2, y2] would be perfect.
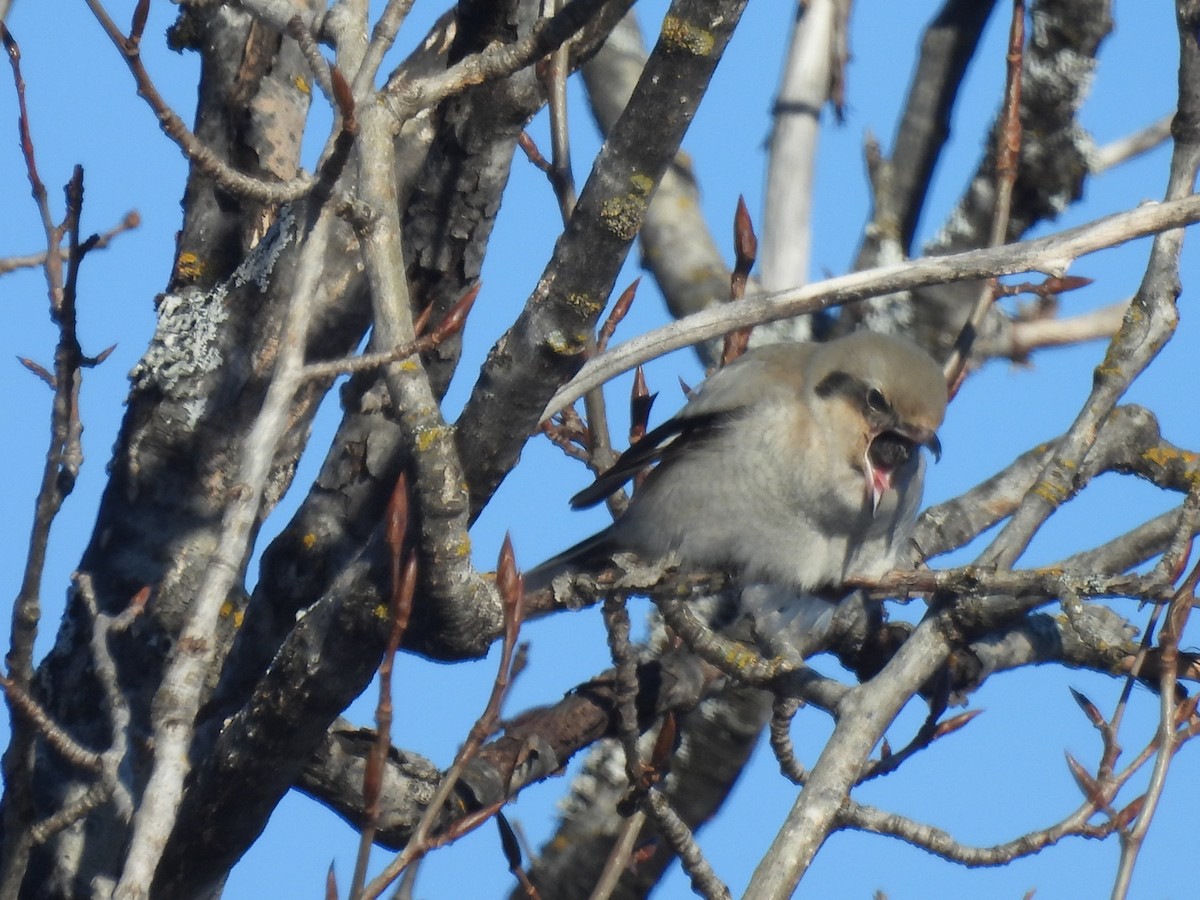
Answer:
[113, 204, 333, 900]
[380, 0, 635, 122]
[83, 0, 322, 204]
[543, 192, 1200, 420]
[0, 210, 140, 276]
[0, 676, 101, 775]
[1090, 115, 1173, 174]
[358, 537, 527, 899]
[841, 796, 1123, 866]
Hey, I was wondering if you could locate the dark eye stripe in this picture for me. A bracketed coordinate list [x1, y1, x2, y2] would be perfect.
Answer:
[814, 370, 859, 399]
[816, 372, 897, 425]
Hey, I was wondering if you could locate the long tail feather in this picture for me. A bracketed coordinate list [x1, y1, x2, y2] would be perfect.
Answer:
[523, 527, 621, 594]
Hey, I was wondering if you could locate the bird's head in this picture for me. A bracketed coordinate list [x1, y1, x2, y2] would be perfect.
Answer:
[810, 331, 947, 515]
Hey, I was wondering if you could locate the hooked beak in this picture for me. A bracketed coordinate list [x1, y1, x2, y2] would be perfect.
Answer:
[864, 427, 942, 516]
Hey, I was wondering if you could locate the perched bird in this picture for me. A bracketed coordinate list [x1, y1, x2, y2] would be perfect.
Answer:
[527, 331, 947, 626]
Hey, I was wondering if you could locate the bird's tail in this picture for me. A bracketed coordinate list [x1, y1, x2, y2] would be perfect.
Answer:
[522, 526, 621, 594]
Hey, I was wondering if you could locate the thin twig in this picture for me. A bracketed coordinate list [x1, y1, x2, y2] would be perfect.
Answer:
[0, 210, 140, 276]
[602, 594, 643, 787]
[942, 0, 1024, 389]
[350, 0, 416, 99]
[301, 284, 478, 381]
[83, 0, 321, 204]
[285, 16, 336, 103]
[1090, 116, 1173, 174]
[1111, 561, 1200, 898]
[587, 809, 647, 900]
[652, 593, 790, 686]
[0, 51, 91, 882]
[29, 783, 112, 846]
[77, 574, 143, 823]
[1001, 299, 1128, 359]
[642, 791, 731, 900]
[841, 792, 1132, 867]
[358, 538, 528, 900]
[0, 675, 101, 773]
[540, 0, 577, 220]
[596, 280, 639, 354]
[380, 0, 632, 122]
[350, 476, 417, 900]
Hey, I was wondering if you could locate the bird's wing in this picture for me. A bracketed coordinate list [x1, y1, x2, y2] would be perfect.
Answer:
[569, 347, 806, 510]
[568, 409, 730, 509]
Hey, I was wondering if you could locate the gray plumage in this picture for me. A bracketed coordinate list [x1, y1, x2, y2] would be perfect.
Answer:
[527, 331, 947, 609]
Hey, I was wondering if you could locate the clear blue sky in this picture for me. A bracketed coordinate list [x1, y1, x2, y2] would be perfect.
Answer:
[2, 1, 1197, 897]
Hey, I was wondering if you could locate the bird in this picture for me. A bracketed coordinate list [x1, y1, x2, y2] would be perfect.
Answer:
[526, 330, 947, 633]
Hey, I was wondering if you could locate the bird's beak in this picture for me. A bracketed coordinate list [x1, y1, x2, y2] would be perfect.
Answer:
[864, 426, 942, 516]
[924, 432, 943, 463]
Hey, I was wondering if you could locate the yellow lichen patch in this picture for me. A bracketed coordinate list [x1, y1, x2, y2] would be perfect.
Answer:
[600, 194, 648, 240]
[661, 15, 715, 56]
[1094, 341, 1127, 380]
[398, 359, 421, 373]
[453, 534, 472, 558]
[293, 74, 311, 96]
[175, 251, 206, 282]
[566, 292, 604, 316]
[629, 173, 654, 196]
[416, 425, 452, 452]
[374, 604, 391, 621]
[722, 645, 767, 672]
[1032, 478, 1070, 505]
[1144, 445, 1199, 468]
[233, 608, 244, 628]
[545, 329, 590, 356]
[219, 600, 243, 628]
[302, 532, 318, 549]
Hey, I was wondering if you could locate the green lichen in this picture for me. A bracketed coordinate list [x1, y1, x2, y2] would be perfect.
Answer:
[661, 15, 715, 56]
[545, 329, 591, 356]
[600, 194, 648, 241]
[416, 425, 452, 452]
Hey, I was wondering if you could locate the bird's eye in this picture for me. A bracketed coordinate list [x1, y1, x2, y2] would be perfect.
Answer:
[866, 388, 889, 413]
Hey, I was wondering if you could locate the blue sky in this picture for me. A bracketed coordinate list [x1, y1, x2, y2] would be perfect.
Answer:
[2, 1, 1197, 897]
